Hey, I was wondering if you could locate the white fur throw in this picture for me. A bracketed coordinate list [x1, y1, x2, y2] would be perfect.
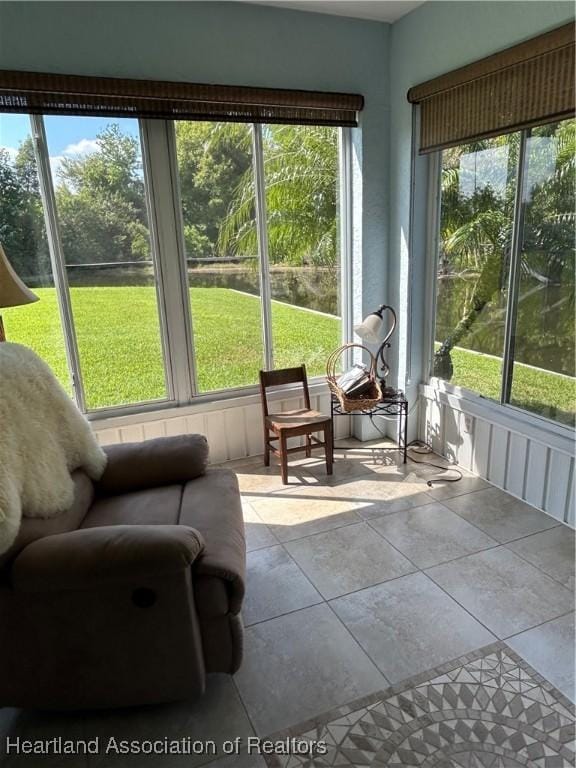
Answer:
[0, 343, 107, 554]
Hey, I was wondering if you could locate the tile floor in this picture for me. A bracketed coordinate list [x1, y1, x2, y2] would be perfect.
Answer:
[0, 439, 574, 767]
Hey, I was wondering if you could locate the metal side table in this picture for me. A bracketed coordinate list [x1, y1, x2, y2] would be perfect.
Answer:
[330, 390, 408, 463]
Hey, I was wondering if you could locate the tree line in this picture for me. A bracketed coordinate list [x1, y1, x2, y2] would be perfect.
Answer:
[0, 121, 339, 283]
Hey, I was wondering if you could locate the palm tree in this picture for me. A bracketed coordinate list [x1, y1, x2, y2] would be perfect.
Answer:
[433, 120, 575, 380]
[219, 125, 339, 266]
[433, 136, 516, 378]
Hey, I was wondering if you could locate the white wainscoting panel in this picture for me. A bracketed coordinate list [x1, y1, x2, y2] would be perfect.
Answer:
[420, 385, 575, 526]
[91, 384, 351, 465]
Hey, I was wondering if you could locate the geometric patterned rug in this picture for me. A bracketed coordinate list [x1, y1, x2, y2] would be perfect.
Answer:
[264, 641, 575, 768]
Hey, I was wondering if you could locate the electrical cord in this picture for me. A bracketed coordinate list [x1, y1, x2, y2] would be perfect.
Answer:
[367, 413, 463, 487]
[406, 440, 463, 486]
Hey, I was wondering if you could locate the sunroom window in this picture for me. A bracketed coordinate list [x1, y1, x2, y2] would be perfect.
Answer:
[174, 121, 342, 394]
[0, 71, 355, 414]
[432, 118, 575, 427]
[43, 116, 169, 410]
[0, 115, 71, 394]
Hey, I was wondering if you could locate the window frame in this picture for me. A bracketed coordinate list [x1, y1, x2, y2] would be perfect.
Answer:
[21, 115, 352, 418]
[425, 121, 575, 435]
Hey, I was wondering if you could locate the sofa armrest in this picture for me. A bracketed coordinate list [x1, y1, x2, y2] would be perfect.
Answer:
[11, 525, 205, 593]
[96, 435, 209, 496]
[180, 470, 246, 614]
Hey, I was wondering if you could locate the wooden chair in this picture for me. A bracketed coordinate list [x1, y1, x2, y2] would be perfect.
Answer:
[259, 365, 334, 485]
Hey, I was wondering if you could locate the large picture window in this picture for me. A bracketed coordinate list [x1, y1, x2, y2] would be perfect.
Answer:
[175, 121, 263, 393]
[263, 125, 341, 377]
[0, 115, 71, 390]
[0, 111, 348, 413]
[43, 116, 169, 409]
[433, 118, 575, 427]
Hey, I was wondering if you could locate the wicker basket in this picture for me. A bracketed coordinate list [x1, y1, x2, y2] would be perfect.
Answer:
[326, 343, 382, 412]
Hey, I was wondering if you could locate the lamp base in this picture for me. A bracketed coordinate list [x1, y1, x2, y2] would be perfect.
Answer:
[0, 315, 5, 342]
[379, 381, 399, 399]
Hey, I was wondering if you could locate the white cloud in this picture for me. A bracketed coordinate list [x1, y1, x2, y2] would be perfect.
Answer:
[49, 137, 99, 186]
[62, 138, 99, 157]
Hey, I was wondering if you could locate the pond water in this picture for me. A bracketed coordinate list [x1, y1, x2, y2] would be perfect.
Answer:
[435, 274, 575, 377]
[65, 265, 339, 316]
[188, 266, 338, 315]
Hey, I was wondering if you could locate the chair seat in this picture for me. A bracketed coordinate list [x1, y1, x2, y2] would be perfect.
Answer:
[266, 409, 331, 431]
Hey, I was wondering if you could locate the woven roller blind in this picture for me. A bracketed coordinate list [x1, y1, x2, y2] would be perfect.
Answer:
[0, 70, 363, 126]
[408, 22, 575, 153]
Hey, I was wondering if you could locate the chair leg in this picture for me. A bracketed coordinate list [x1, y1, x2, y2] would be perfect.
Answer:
[280, 433, 288, 484]
[263, 429, 270, 467]
[324, 422, 334, 475]
[305, 434, 312, 458]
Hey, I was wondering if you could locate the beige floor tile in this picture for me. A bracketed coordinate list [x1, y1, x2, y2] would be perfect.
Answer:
[355, 491, 434, 519]
[444, 487, 560, 543]
[508, 613, 575, 702]
[427, 547, 575, 638]
[285, 522, 416, 599]
[370, 501, 498, 568]
[507, 525, 575, 591]
[365, 460, 424, 480]
[234, 603, 386, 735]
[330, 572, 495, 684]
[302, 455, 373, 483]
[324, 475, 434, 519]
[325, 475, 426, 501]
[233, 463, 316, 494]
[243, 545, 322, 625]
[425, 475, 491, 500]
[249, 494, 364, 542]
[281, 482, 348, 498]
[242, 501, 278, 552]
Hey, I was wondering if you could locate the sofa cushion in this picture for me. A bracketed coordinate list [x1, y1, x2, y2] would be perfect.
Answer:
[82, 485, 182, 529]
[0, 471, 94, 571]
[96, 435, 209, 496]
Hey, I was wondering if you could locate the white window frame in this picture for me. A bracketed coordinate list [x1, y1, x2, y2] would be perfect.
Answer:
[26, 116, 353, 418]
[424, 124, 575, 440]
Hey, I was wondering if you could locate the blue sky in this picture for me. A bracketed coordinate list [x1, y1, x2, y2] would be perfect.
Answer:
[0, 114, 140, 180]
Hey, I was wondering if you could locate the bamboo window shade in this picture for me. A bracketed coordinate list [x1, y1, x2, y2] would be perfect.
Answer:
[0, 70, 363, 126]
[408, 22, 575, 153]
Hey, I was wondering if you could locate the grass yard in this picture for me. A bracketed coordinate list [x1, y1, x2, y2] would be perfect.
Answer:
[2, 287, 340, 409]
[4, 285, 574, 426]
[445, 347, 575, 427]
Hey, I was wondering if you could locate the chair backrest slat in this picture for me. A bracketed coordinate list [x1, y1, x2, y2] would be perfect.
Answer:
[259, 365, 311, 414]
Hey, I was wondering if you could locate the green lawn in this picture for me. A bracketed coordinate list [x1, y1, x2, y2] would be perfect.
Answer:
[4, 286, 574, 426]
[2, 287, 340, 409]
[444, 347, 575, 427]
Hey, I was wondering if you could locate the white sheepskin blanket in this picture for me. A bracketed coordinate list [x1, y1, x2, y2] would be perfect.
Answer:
[0, 342, 107, 554]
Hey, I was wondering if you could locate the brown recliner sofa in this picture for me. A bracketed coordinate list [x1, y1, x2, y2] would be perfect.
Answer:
[0, 434, 245, 711]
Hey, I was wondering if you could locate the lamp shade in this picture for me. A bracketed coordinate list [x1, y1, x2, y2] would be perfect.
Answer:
[0, 243, 39, 309]
[354, 313, 383, 344]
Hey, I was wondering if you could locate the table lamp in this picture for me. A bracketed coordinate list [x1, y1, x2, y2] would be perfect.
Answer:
[0, 243, 39, 342]
[354, 304, 397, 394]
